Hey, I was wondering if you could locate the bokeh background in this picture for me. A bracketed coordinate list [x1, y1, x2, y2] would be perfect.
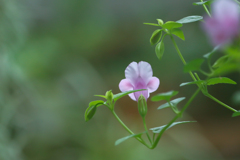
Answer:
[0, 0, 240, 159]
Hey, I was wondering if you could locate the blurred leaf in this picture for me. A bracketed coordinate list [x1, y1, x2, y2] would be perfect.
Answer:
[150, 29, 162, 45]
[207, 77, 237, 85]
[89, 100, 104, 107]
[232, 91, 240, 105]
[85, 105, 97, 122]
[95, 95, 106, 99]
[144, 23, 160, 26]
[155, 41, 164, 60]
[184, 59, 205, 72]
[113, 89, 146, 101]
[180, 80, 205, 87]
[157, 19, 164, 26]
[151, 90, 178, 102]
[176, 16, 203, 24]
[212, 55, 229, 68]
[193, 1, 212, 5]
[203, 45, 220, 59]
[158, 97, 185, 110]
[162, 21, 182, 30]
[170, 28, 185, 40]
[115, 132, 146, 145]
[150, 121, 196, 133]
[212, 63, 238, 76]
[232, 111, 240, 117]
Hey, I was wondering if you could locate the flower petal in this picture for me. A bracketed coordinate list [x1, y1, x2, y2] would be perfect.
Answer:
[125, 62, 139, 85]
[138, 61, 153, 84]
[147, 77, 160, 93]
[119, 79, 136, 101]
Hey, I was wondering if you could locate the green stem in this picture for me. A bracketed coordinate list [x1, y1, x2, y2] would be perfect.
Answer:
[151, 88, 201, 149]
[206, 94, 238, 112]
[201, 0, 211, 17]
[170, 35, 198, 82]
[112, 111, 151, 148]
[234, 0, 240, 5]
[142, 117, 153, 145]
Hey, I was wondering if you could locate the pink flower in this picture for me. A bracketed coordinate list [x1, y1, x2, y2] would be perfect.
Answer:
[119, 61, 160, 101]
[203, 0, 240, 46]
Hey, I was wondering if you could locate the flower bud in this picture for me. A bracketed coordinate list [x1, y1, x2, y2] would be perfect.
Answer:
[138, 94, 148, 118]
[157, 19, 164, 26]
[105, 90, 114, 103]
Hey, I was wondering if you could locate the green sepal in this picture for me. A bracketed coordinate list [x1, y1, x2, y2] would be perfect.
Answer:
[115, 131, 146, 146]
[150, 121, 196, 133]
[138, 94, 148, 118]
[113, 89, 146, 101]
[155, 41, 164, 60]
[207, 77, 237, 85]
[161, 21, 182, 30]
[180, 80, 205, 87]
[158, 97, 185, 110]
[151, 90, 178, 102]
[170, 28, 185, 40]
[203, 45, 220, 59]
[184, 58, 205, 72]
[232, 111, 240, 117]
[212, 55, 229, 68]
[150, 29, 162, 45]
[143, 23, 160, 26]
[176, 16, 203, 24]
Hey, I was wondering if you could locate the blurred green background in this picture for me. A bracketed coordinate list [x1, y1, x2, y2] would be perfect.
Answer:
[0, 0, 240, 159]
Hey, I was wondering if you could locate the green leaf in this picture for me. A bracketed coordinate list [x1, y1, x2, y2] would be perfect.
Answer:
[180, 80, 205, 87]
[212, 63, 238, 76]
[176, 16, 203, 24]
[150, 29, 162, 45]
[161, 21, 182, 30]
[184, 59, 205, 72]
[203, 45, 220, 59]
[170, 28, 185, 40]
[113, 89, 146, 101]
[150, 121, 196, 133]
[85, 105, 97, 122]
[151, 90, 179, 102]
[158, 97, 185, 110]
[89, 100, 104, 108]
[232, 111, 240, 117]
[115, 132, 146, 145]
[193, 0, 213, 6]
[155, 41, 164, 60]
[207, 77, 237, 85]
[143, 23, 160, 26]
[212, 55, 229, 68]
[94, 95, 106, 99]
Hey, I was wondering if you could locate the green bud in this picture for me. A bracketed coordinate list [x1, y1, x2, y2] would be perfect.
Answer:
[138, 94, 148, 118]
[157, 19, 164, 26]
[105, 90, 114, 103]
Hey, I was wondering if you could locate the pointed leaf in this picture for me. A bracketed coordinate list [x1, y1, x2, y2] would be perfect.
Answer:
[212, 55, 229, 68]
[155, 41, 164, 60]
[150, 29, 162, 45]
[212, 63, 238, 76]
[161, 21, 182, 30]
[150, 121, 196, 133]
[151, 90, 179, 102]
[176, 16, 203, 24]
[207, 77, 237, 85]
[180, 80, 205, 87]
[232, 111, 240, 117]
[170, 28, 185, 40]
[89, 100, 104, 108]
[184, 59, 205, 72]
[143, 23, 160, 26]
[94, 95, 106, 99]
[193, 0, 213, 6]
[115, 132, 146, 146]
[158, 97, 185, 110]
[203, 45, 220, 59]
[113, 89, 146, 101]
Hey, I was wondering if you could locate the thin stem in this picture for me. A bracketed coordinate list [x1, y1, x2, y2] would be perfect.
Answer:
[170, 35, 198, 82]
[201, 0, 211, 17]
[206, 94, 238, 112]
[234, 0, 240, 5]
[142, 117, 153, 145]
[112, 111, 151, 148]
[151, 88, 201, 149]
